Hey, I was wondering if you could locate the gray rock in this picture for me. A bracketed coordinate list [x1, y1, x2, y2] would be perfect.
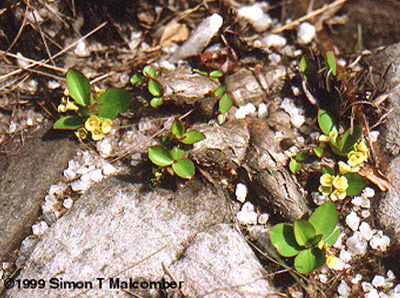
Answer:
[0, 123, 79, 262]
[5, 175, 233, 298]
[165, 224, 281, 298]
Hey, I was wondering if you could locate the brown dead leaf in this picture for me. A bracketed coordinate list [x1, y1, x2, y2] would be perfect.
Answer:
[160, 21, 189, 47]
[358, 164, 390, 192]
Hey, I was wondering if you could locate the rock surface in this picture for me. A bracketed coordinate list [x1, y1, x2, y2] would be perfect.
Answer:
[0, 123, 79, 262]
[5, 175, 278, 297]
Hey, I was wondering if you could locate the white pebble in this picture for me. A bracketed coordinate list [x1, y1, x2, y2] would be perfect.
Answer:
[268, 53, 281, 65]
[372, 275, 386, 288]
[291, 86, 301, 96]
[351, 274, 363, 284]
[258, 213, 269, 225]
[260, 34, 287, 48]
[363, 187, 375, 198]
[48, 80, 61, 89]
[236, 210, 258, 225]
[370, 231, 390, 251]
[362, 281, 374, 292]
[297, 22, 316, 44]
[339, 249, 353, 263]
[235, 103, 256, 119]
[361, 210, 371, 218]
[361, 197, 371, 209]
[237, 4, 272, 32]
[32, 221, 49, 236]
[387, 270, 396, 280]
[346, 231, 368, 255]
[235, 183, 248, 203]
[365, 289, 379, 298]
[338, 280, 351, 298]
[89, 168, 103, 182]
[74, 40, 90, 57]
[369, 131, 380, 142]
[291, 291, 303, 298]
[346, 211, 360, 232]
[351, 196, 362, 206]
[318, 274, 328, 283]
[257, 102, 268, 118]
[102, 163, 117, 175]
[63, 198, 74, 209]
[360, 222, 374, 241]
[70, 179, 91, 192]
[242, 201, 254, 213]
[333, 232, 346, 249]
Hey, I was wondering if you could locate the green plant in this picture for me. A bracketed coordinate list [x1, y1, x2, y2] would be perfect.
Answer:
[148, 119, 205, 180]
[194, 69, 233, 125]
[269, 200, 340, 274]
[131, 66, 164, 108]
[289, 109, 367, 200]
[53, 68, 132, 141]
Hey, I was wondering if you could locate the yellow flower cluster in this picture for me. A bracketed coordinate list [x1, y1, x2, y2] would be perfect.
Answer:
[339, 140, 369, 174]
[74, 115, 113, 141]
[58, 97, 79, 113]
[319, 173, 349, 201]
[319, 127, 338, 143]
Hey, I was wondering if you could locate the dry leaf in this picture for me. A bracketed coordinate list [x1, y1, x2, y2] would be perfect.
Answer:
[358, 164, 390, 192]
[160, 21, 189, 47]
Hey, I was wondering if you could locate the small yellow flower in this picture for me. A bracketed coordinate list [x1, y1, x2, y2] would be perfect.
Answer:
[355, 140, 369, 153]
[319, 127, 338, 143]
[319, 185, 332, 196]
[338, 161, 359, 174]
[320, 173, 334, 187]
[333, 176, 348, 192]
[348, 151, 367, 167]
[74, 128, 87, 140]
[330, 189, 347, 201]
[319, 134, 331, 143]
[101, 119, 113, 134]
[85, 115, 101, 132]
[58, 97, 79, 113]
[91, 127, 104, 141]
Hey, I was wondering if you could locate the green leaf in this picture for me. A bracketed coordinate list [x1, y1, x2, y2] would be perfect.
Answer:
[172, 119, 185, 138]
[294, 220, 316, 247]
[180, 130, 206, 145]
[218, 94, 233, 114]
[313, 146, 324, 158]
[295, 149, 310, 162]
[323, 226, 340, 246]
[269, 223, 303, 257]
[306, 234, 323, 248]
[172, 159, 195, 179]
[150, 97, 164, 108]
[210, 70, 223, 78]
[321, 165, 335, 175]
[148, 79, 163, 97]
[66, 68, 91, 107]
[344, 173, 367, 196]
[53, 116, 84, 130]
[294, 248, 325, 274]
[193, 69, 208, 76]
[130, 73, 143, 85]
[340, 125, 362, 154]
[325, 51, 336, 76]
[143, 66, 157, 79]
[148, 146, 174, 167]
[97, 88, 132, 120]
[308, 200, 337, 240]
[289, 158, 301, 174]
[299, 56, 308, 73]
[171, 147, 185, 161]
[318, 110, 335, 136]
[217, 114, 226, 125]
[213, 85, 227, 97]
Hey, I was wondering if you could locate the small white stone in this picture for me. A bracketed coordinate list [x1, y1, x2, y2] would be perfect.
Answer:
[260, 34, 287, 48]
[360, 222, 374, 241]
[235, 183, 248, 203]
[74, 40, 90, 57]
[369, 131, 380, 142]
[339, 249, 353, 263]
[363, 187, 375, 198]
[333, 232, 346, 249]
[7, 121, 18, 134]
[365, 289, 379, 298]
[26, 118, 34, 126]
[70, 179, 91, 192]
[297, 22, 316, 44]
[102, 163, 117, 175]
[291, 86, 301, 96]
[372, 275, 386, 288]
[361, 209, 371, 218]
[236, 210, 258, 225]
[63, 198, 74, 209]
[238, 4, 272, 32]
[268, 53, 281, 65]
[89, 168, 103, 182]
[361, 197, 371, 209]
[319, 274, 328, 283]
[48, 80, 61, 89]
[242, 201, 254, 213]
[235, 103, 256, 119]
[362, 281, 374, 292]
[351, 274, 363, 284]
[338, 280, 351, 298]
[346, 211, 360, 232]
[258, 213, 269, 225]
[32, 221, 49, 236]
[346, 231, 368, 255]
[394, 284, 400, 293]
[257, 102, 268, 118]
[387, 270, 396, 280]
[352, 196, 362, 206]
[370, 232, 390, 251]
[291, 291, 303, 298]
